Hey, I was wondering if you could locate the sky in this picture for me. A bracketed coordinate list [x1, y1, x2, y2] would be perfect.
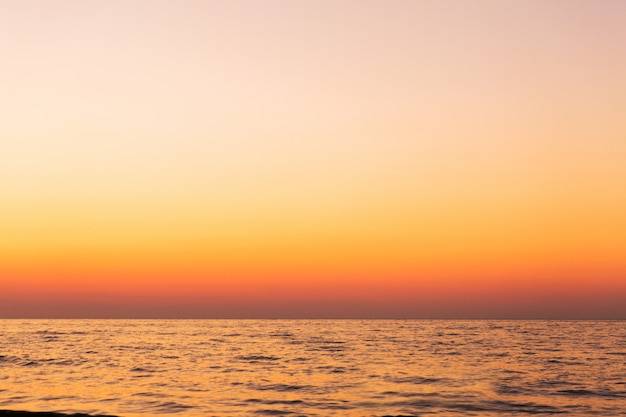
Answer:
[1, 0, 625, 318]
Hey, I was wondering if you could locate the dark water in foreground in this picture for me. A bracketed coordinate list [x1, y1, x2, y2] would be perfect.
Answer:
[0, 320, 625, 416]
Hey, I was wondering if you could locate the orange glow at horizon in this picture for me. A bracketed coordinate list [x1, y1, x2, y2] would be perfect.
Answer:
[1, 0, 625, 318]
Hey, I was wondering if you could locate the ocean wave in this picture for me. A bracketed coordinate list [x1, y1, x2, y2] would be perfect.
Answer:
[0, 411, 116, 417]
[1, 320, 625, 416]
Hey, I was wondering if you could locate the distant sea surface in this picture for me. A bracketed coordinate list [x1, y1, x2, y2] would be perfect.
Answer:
[1, 320, 625, 416]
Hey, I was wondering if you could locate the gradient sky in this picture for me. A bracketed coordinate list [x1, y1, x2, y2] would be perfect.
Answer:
[1, 0, 625, 318]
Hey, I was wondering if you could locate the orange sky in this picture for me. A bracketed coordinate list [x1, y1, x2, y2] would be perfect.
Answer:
[1, 0, 625, 318]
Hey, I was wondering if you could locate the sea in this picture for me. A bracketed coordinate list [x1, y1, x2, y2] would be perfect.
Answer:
[0, 320, 625, 416]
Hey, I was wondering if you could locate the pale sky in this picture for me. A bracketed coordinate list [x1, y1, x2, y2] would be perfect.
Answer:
[1, 0, 625, 318]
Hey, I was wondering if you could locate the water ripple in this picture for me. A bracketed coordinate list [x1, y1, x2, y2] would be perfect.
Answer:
[0, 320, 624, 416]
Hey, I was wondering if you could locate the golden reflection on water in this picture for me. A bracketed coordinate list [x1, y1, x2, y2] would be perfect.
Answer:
[0, 320, 625, 416]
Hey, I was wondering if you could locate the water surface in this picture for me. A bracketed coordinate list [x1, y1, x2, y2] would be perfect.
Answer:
[1, 320, 624, 416]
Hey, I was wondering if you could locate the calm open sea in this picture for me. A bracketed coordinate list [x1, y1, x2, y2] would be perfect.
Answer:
[0, 320, 625, 416]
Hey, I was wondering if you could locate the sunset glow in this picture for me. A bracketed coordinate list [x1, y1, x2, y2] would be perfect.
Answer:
[1, 0, 625, 318]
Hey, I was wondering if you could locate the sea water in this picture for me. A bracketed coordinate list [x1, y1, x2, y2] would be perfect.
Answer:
[0, 320, 624, 416]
